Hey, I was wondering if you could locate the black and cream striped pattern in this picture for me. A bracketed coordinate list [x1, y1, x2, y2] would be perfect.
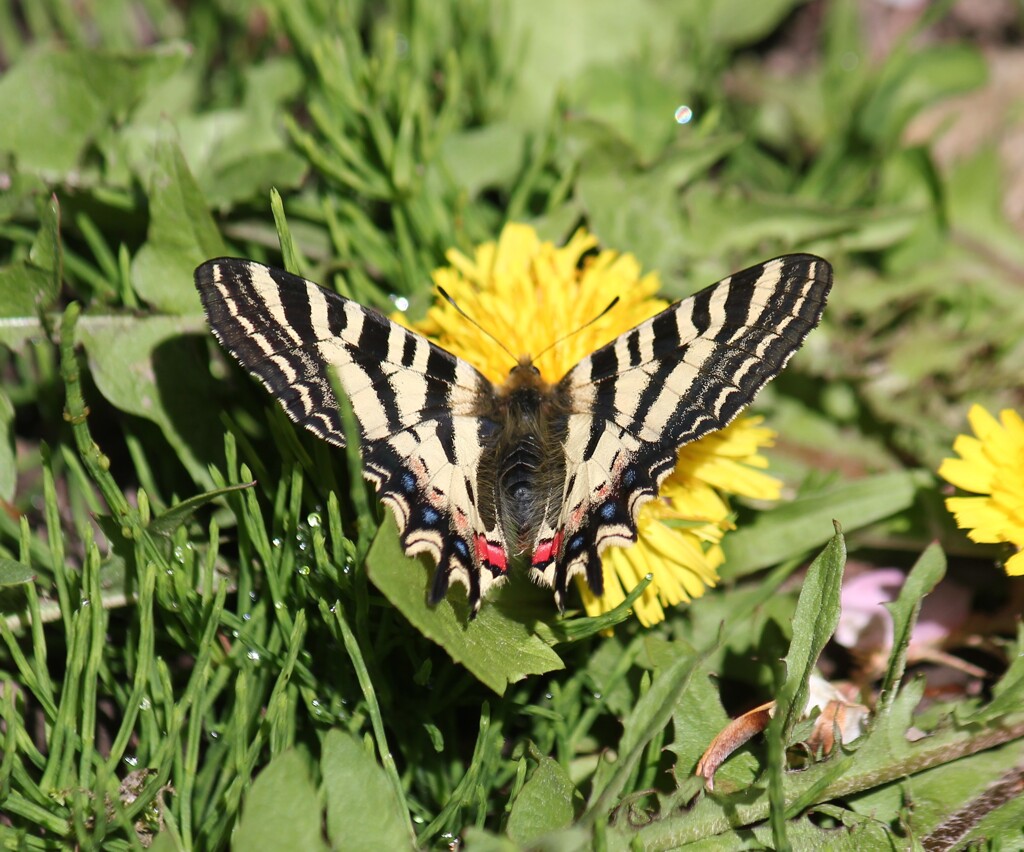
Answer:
[195, 253, 832, 616]
[196, 260, 508, 608]
[529, 255, 832, 607]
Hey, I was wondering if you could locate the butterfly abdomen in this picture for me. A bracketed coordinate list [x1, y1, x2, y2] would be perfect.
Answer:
[499, 432, 542, 535]
[481, 359, 571, 555]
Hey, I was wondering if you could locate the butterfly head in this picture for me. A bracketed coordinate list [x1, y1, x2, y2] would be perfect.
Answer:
[500, 355, 550, 395]
[510, 356, 540, 378]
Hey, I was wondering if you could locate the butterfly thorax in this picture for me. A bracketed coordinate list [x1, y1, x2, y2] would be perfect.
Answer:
[196, 254, 832, 615]
[478, 356, 570, 555]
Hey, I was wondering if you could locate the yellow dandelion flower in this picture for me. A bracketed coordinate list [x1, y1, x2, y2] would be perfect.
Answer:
[403, 222, 782, 625]
[938, 404, 1024, 576]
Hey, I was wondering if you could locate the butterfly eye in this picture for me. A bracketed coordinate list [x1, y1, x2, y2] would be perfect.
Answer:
[509, 363, 541, 377]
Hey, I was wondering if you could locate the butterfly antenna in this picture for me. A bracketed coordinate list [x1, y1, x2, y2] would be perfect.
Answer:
[533, 295, 620, 362]
[436, 286, 518, 363]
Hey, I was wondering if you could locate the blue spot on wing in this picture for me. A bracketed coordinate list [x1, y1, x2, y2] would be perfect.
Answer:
[600, 502, 617, 520]
[422, 507, 440, 525]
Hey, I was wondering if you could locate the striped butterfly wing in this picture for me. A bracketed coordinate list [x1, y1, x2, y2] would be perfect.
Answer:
[195, 259, 513, 610]
[529, 255, 833, 609]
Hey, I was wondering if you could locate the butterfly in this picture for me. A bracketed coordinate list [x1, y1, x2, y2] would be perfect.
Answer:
[195, 253, 831, 615]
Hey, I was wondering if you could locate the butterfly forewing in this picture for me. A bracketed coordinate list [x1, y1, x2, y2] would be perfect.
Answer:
[529, 255, 832, 608]
[195, 259, 513, 611]
[196, 253, 831, 617]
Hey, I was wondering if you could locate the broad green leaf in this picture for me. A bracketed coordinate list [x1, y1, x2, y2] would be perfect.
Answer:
[670, 560, 804, 694]
[0, 558, 34, 586]
[720, 471, 917, 579]
[148, 832, 185, 852]
[441, 123, 528, 197]
[876, 543, 945, 714]
[0, 314, 46, 351]
[0, 195, 61, 318]
[0, 45, 187, 175]
[131, 138, 226, 315]
[571, 632, 641, 719]
[771, 531, 846, 745]
[122, 111, 307, 209]
[457, 828, 521, 852]
[766, 530, 845, 840]
[668, 659, 754, 788]
[321, 729, 414, 852]
[706, 0, 806, 47]
[507, 757, 583, 845]
[232, 750, 327, 852]
[748, 810, 898, 848]
[463, 826, 591, 852]
[366, 516, 564, 695]
[30, 194, 60, 278]
[0, 261, 54, 320]
[505, 0, 674, 123]
[577, 143, 735, 275]
[0, 159, 47, 222]
[585, 638, 712, 823]
[570, 65, 687, 165]
[77, 314, 222, 488]
[180, 117, 306, 209]
[120, 57, 307, 207]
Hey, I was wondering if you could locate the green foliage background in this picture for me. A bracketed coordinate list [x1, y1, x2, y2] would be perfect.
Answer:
[1, 0, 1023, 848]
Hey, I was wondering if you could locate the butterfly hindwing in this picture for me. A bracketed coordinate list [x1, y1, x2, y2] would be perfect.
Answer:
[194, 259, 512, 612]
[529, 254, 832, 608]
[197, 252, 831, 617]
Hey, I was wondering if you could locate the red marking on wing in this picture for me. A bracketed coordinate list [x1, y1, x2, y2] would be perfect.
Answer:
[475, 534, 509, 573]
[531, 530, 564, 567]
